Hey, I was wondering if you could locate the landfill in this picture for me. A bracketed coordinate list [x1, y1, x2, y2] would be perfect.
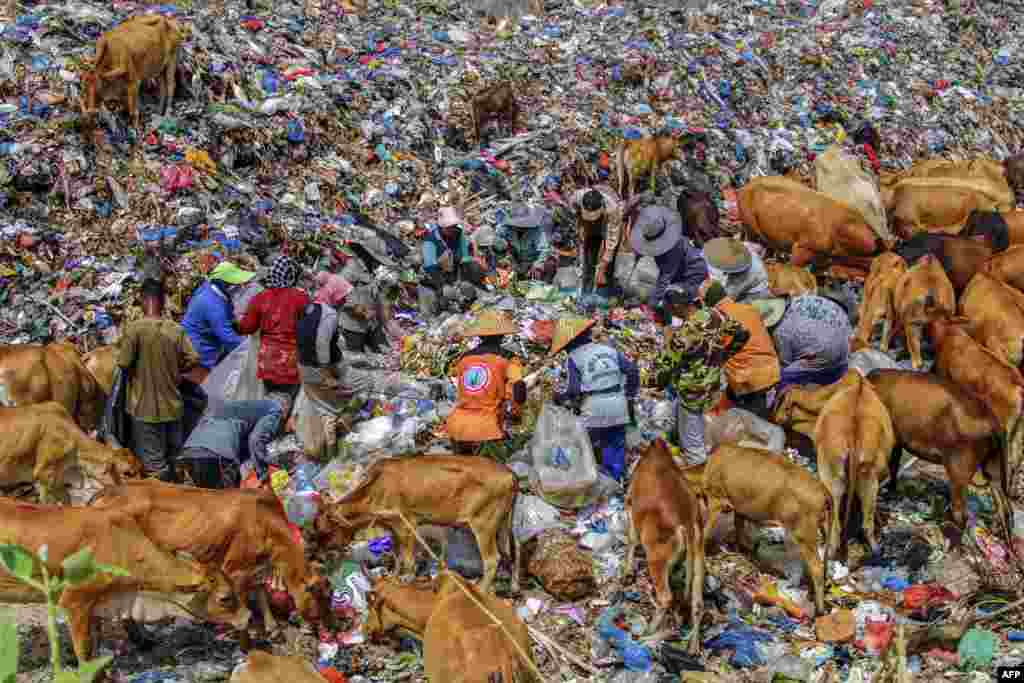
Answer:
[3, 0, 1024, 679]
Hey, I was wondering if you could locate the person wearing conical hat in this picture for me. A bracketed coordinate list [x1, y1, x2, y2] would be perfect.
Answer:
[703, 237, 770, 304]
[551, 316, 639, 482]
[446, 311, 527, 455]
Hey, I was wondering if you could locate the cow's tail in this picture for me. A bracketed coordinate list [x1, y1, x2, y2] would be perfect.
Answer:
[840, 448, 858, 562]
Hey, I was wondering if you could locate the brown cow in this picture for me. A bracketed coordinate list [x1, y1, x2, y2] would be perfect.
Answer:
[230, 652, 329, 683]
[0, 342, 106, 431]
[0, 402, 142, 503]
[80, 14, 184, 130]
[616, 134, 679, 200]
[81, 344, 118, 397]
[813, 372, 895, 560]
[737, 176, 883, 267]
[765, 261, 818, 297]
[882, 159, 1014, 212]
[364, 574, 537, 683]
[887, 177, 1012, 239]
[929, 314, 1024, 479]
[90, 481, 329, 637]
[867, 368, 1012, 537]
[622, 439, 704, 649]
[772, 371, 859, 441]
[892, 254, 955, 369]
[693, 444, 833, 616]
[0, 498, 247, 664]
[1005, 153, 1024, 201]
[854, 252, 907, 351]
[314, 455, 519, 593]
[894, 233, 995, 294]
[959, 272, 1024, 368]
[983, 244, 1024, 293]
[470, 82, 517, 143]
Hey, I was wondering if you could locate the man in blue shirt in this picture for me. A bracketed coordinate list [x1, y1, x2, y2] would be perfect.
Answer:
[181, 261, 257, 379]
[178, 399, 283, 488]
[630, 204, 708, 331]
[418, 206, 476, 317]
[493, 203, 555, 280]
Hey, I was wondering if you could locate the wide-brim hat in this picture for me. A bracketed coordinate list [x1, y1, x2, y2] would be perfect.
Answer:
[630, 205, 683, 257]
[751, 297, 788, 328]
[210, 261, 256, 285]
[437, 206, 463, 228]
[464, 310, 519, 337]
[704, 237, 752, 274]
[550, 317, 597, 354]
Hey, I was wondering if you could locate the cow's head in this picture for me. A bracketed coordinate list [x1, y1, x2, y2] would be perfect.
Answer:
[108, 448, 144, 483]
[924, 312, 971, 349]
[312, 506, 359, 549]
[192, 569, 251, 630]
[293, 568, 331, 625]
[363, 575, 435, 641]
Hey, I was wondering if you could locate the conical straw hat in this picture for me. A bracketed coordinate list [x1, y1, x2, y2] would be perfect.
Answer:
[550, 317, 597, 355]
[464, 310, 519, 337]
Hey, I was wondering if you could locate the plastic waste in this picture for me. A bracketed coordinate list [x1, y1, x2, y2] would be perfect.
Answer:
[704, 621, 774, 667]
[284, 462, 321, 528]
[705, 408, 785, 453]
[770, 654, 811, 682]
[529, 403, 598, 509]
[512, 494, 562, 543]
[596, 607, 654, 672]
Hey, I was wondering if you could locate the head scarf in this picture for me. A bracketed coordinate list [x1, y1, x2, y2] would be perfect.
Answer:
[266, 255, 301, 290]
[313, 272, 353, 307]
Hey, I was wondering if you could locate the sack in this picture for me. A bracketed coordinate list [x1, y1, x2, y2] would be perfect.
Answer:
[530, 403, 598, 509]
[295, 303, 325, 367]
[202, 332, 265, 408]
[704, 407, 785, 453]
[614, 253, 659, 301]
[100, 366, 133, 450]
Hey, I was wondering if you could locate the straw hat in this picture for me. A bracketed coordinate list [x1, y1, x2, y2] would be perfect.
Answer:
[550, 317, 597, 354]
[704, 237, 752, 274]
[751, 297, 788, 328]
[437, 206, 463, 228]
[630, 205, 683, 257]
[210, 261, 256, 285]
[463, 310, 518, 337]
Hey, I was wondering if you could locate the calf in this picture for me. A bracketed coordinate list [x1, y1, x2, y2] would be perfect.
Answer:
[772, 370, 861, 442]
[892, 253, 955, 369]
[0, 342, 106, 431]
[91, 481, 329, 639]
[364, 574, 536, 683]
[0, 499, 246, 664]
[314, 455, 520, 593]
[696, 444, 833, 616]
[81, 344, 118, 397]
[765, 261, 818, 297]
[0, 402, 142, 503]
[854, 252, 907, 351]
[616, 134, 679, 200]
[929, 314, 1024, 492]
[230, 652, 328, 683]
[867, 369, 1012, 537]
[80, 14, 184, 130]
[470, 82, 517, 143]
[894, 233, 994, 293]
[959, 272, 1024, 368]
[813, 371, 895, 561]
[622, 439, 705, 650]
[983, 244, 1024, 293]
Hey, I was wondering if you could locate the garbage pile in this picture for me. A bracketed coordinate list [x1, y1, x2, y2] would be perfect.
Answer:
[4, 0, 1024, 680]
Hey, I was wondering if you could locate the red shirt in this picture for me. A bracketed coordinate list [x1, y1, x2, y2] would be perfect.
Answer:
[238, 287, 311, 385]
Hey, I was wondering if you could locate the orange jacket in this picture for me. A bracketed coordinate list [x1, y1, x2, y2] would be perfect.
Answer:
[716, 298, 781, 395]
[447, 352, 524, 443]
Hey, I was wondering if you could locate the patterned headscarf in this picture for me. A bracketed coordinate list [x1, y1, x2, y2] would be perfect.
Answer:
[266, 255, 301, 290]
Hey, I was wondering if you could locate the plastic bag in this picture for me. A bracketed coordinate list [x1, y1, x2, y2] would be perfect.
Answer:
[529, 403, 598, 509]
[814, 145, 892, 243]
[614, 253, 659, 302]
[848, 349, 900, 377]
[704, 408, 784, 453]
[512, 494, 563, 543]
[99, 366, 132, 450]
[344, 415, 418, 458]
[202, 332, 265, 407]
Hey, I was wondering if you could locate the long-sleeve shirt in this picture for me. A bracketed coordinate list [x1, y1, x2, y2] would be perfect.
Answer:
[571, 185, 624, 278]
[237, 287, 311, 385]
[182, 399, 283, 470]
[421, 227, 472, 287]
[706, 245, 771, 303]
[117, 318, 199, 423]
[182, 281, 243, 369]
[648, 238, 709, 314]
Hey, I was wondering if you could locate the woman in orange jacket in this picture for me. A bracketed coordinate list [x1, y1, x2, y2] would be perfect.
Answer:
[446, 310, 527, 454]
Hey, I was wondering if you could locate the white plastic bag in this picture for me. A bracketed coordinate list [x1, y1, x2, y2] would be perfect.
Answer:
[513, 494, 563, 543]
[529, 403, 598, 509]
[614, 252, 659, 302]
[201, 332, 266, 408]
[704, 407, 785, 453]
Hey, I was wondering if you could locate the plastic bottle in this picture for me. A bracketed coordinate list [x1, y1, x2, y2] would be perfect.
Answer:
[285, 463, 321, 527]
